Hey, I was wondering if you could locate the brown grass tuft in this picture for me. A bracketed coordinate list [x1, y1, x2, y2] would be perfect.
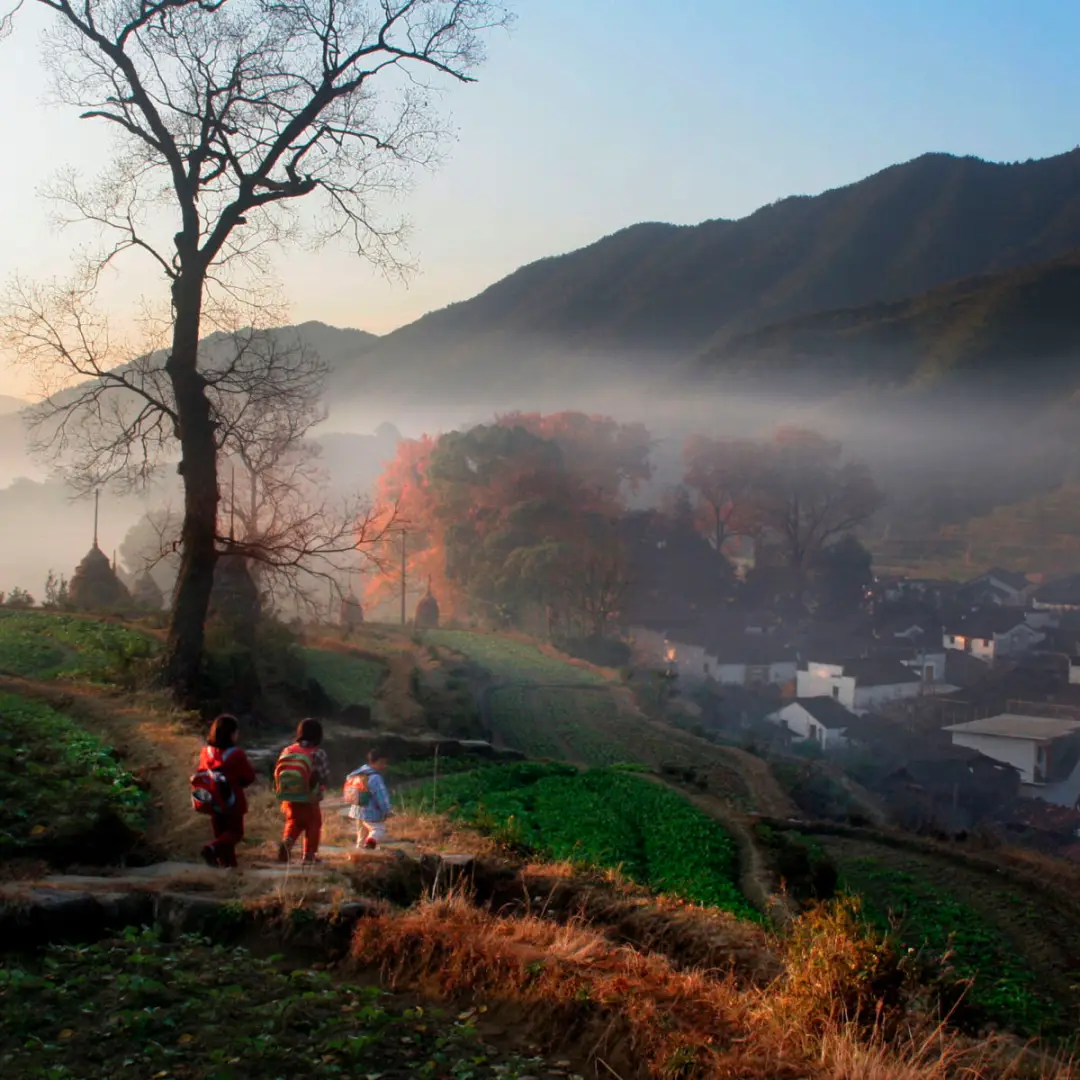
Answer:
[348, 897, 1078, 1080]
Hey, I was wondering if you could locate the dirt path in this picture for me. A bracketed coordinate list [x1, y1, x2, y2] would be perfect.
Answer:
[644, 773, 798, 927]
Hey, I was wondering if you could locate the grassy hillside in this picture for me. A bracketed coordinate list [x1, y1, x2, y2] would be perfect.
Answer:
[7, 612, 1080, 1074]
[335, 149, 1080, 400]
[698, 249, 1080, 401]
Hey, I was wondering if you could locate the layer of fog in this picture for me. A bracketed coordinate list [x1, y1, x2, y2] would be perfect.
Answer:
[2, 357, 1074, 596]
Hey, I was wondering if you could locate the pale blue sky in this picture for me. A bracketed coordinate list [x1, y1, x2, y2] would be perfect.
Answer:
[1, 0, 1078, 396]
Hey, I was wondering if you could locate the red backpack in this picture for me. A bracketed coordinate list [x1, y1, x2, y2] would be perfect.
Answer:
[190, 747, 238, 815]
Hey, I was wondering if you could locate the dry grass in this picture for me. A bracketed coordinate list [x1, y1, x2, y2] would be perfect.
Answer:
[349, 896, 1078, 1080]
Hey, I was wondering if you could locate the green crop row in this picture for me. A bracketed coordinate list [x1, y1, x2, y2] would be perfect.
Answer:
[422, 630, 608, 686]
[840, 858, 1061, 1035]
[300, 647, 385, 707]
[486, 686, 567, 759]
[0, 928, 552, 1079]
[0, 692, 149, 861]
[0, 611, 157, 683]
[405, 762, 759, 920]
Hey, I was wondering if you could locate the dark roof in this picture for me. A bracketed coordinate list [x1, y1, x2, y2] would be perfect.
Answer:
[1034, 574, 1080, 607]
[789, 697, 858, 730]
[888, 751, 1020, 793]
[708, 635, 797, 665]
[975, 568, 1030, 591]
[840, 657, 922, 687]
[944, 609, 1028, 639]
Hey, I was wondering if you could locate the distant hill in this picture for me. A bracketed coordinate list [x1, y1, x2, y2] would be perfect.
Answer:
[694, 249, 1080, 403]
[337, 149, 1080, 400]
[0, 395, 27, 416]
[0, 322, 379, 482]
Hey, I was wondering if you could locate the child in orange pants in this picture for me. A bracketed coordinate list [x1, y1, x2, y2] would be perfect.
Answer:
[274, 718, 330, 864]
[281, 801, 323, 859]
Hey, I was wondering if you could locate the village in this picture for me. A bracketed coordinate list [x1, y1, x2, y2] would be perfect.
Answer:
[631, 551, 1080, 859]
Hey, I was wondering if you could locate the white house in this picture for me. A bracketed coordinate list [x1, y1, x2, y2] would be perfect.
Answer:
[768, 697, 858, 751]
[796, 657, 924, 714]
[944, 713, 1080, 786]
[942, 612, 1045, 662]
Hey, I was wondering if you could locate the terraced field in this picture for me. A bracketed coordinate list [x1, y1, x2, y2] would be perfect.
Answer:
[421, 629, 608, 686]
[300, 647, 386, 707]
[420, 629, 790, 814]
[0, 611, 156, 683]
[0, 691, 149, 863]
[406, 762, 759, 919]
[796, 831, 1080, 1037]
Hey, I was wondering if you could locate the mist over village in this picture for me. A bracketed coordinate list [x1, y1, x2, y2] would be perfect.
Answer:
[5, 3, 1080, 1079]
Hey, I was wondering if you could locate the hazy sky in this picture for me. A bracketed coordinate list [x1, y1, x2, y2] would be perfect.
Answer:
[1, 0, 1078, 397]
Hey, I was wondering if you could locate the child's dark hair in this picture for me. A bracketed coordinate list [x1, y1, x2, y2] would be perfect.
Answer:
[367, 745, 391, 765]
[208, 714, 240, 750]
[296, 717, 323, 745]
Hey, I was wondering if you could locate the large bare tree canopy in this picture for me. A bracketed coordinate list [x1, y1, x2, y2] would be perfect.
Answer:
[1, 0, 510, 704]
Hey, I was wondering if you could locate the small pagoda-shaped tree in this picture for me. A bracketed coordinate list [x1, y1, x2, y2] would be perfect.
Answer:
[415, 577, 440, 629]
[68, 493, 132, 612]
[133, 570, 166, 612]
[340, 589, 364, 635]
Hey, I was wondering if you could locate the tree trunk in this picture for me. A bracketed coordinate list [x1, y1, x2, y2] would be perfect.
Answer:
[161, 273, 218, 706]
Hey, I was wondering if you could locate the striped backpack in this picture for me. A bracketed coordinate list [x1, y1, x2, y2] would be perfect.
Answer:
[273, 744, 316, 803]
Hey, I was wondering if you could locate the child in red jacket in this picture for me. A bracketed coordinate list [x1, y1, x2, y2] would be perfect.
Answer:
[196, 714, 257, 869]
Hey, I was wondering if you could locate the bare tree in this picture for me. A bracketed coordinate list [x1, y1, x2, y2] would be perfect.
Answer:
[1, 0, 509, 704]
[757, 427, 884, 573]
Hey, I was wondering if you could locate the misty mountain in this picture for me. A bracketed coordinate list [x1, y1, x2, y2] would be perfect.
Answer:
[0, 395, 27, 416]
[333, 149, 1080, 401]
[696, 249, 1080, 404]
[0, 321, 380, 481]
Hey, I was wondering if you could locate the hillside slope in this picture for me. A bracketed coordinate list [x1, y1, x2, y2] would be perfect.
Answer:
[338, 149, 1080, 399]
[695, 248, 1080, 402]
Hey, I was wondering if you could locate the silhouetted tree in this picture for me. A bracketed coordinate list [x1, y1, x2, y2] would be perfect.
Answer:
[1, 0, 509, 705]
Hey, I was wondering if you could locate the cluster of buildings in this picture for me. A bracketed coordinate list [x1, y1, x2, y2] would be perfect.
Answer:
[627, 559, 1080, 852]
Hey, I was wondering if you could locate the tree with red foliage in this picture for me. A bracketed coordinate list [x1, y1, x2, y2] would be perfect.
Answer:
[366, 418, 631, 634]
[681, 435, 764, 554]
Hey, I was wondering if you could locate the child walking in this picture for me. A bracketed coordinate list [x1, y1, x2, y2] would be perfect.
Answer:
[192, 714, 257, 869]
[274, 717, 331, 864]
[344, 748, 393, 850]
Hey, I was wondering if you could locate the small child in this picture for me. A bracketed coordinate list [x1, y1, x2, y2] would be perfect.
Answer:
[194, 713, 257, 869]
[345, 748, 393, 850]
[275, 717, 331, 864]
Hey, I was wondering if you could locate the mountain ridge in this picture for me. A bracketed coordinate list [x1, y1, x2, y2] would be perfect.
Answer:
[334, 148, 1080, 400]
[695, 247, 1080, 403]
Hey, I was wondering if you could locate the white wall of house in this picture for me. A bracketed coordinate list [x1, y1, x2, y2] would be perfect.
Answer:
[902, 652, 947, 683]
[1070, 662, 1080, 686]
[950, 732, 1038, 784]
[999, 625, 1045, 656]
[797, 664, 856, 709]
[943, 633, 995, 661]
[769, 702, 848, 750]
